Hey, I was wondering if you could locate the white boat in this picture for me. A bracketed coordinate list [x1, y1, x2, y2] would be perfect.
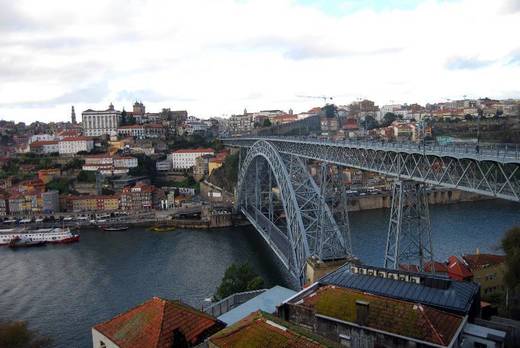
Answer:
[0, 228, 80, 246]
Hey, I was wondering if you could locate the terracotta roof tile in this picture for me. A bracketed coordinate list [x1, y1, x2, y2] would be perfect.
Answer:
[173, 148, 214, 154]
[462, 253, 505, 270]
[94, 297, 224, 348]
[448, 256, 473, 280]
[210, 311, 336, 348]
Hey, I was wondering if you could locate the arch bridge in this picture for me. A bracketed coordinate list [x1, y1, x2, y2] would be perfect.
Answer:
[223, 136, 520, 287]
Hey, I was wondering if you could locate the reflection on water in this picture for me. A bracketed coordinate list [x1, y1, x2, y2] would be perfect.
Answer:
[0, 199, 518, 347]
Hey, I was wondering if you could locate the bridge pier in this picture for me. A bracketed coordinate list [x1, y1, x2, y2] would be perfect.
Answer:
[384, 180, 434, 272]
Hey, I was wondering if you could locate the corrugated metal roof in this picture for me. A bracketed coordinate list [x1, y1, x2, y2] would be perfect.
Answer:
[218, 286, 296, 325]
[320, 264, 479, 315]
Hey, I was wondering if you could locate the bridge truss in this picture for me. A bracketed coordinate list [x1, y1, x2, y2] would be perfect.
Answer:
[237, 140, 351, 286]
[226, 137, 520, 286]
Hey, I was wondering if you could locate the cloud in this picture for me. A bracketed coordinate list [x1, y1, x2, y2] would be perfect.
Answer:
[0, 0, 519, 122]
[445, 56, 495, 70]
[501, 0, 520, 13]
[0, 81, 109, 108]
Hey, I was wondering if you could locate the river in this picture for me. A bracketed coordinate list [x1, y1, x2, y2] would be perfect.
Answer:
[0, 199, 519, 347]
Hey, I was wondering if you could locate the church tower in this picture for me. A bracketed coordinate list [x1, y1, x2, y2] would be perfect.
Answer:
[71, 106, 77, 124]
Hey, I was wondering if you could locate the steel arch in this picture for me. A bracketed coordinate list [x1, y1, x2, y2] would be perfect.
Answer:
[237, 140, 349, 285]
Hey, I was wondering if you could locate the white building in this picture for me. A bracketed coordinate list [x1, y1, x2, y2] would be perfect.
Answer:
[83, 155, 138, 175]
[29, 134, 55, 144]
[82, 103, 121, 136]
[171, 148, 214, 169]
[118, 125, 145, 138]
[58, 137, 94, 155]
[30, 140, 59, 154]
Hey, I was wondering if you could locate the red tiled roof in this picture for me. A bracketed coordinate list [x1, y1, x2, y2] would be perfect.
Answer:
[210, 311, 331, 348]
[173, 148, 214, 154]
[94, 297, 223, 348]
[61, 136, 93, 142]
[300, 285, 464, 346]
[447, 256, 473, 281]
[118, 125, 144, 129]
[462, 253, 505, 270]
[30, 140, 59, 147]
[424, 261, 449, 273]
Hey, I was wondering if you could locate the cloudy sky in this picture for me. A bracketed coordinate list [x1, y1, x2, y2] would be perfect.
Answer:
[1, 0, 519, 123]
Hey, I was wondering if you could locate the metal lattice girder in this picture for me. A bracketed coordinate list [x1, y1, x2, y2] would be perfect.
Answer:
[384, 180, 434, 271]
[237, 140, 351, 286]
[224, 137, 520, 202]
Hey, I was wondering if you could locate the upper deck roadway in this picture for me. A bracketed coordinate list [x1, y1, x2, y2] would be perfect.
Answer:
[222, 136, 520, 202]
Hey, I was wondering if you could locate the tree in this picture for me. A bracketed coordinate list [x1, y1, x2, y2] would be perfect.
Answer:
[128, 154, 156, 178]
[502, 227, 520, 319]
[63, 158, 84, 171]
[0, 320, 51, 348]
[77, 170, 96, 183]
[382, 112, 398, 126]
[322, 104, 337, 118]
[46, 178, 70, 194]
[262, 118, 272, 127]
[214, 263, 264, 301]
[361, 115, 378, 130]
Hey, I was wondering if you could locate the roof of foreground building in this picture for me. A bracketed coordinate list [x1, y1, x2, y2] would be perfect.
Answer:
[93, 297, 224, 348]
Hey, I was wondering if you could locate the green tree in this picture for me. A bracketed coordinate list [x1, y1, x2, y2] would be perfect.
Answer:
[361, 115, 378, 130]
[128, 154, 156, 178]
[382, 112, 398, 126]
[63, 158, 85, 171]
[502, 227, 520, 318]
[262, 118, 272, 127]
[322, 104, 337, 118]
[214, 263, 265, 301]
[77, 170, 96, 183]
[0, 321, 51, 348]
[46, 178, 70, 194]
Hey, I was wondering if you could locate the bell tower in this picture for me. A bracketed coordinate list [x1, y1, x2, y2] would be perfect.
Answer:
[71, 106, 77, 124]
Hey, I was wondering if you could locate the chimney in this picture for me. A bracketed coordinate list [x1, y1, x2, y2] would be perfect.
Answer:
[476, 248, 480, 255]
[355, 300, 369, 326]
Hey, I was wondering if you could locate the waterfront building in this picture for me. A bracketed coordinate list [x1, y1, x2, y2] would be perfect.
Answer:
[29, 140, 59, 154]
[92, 297, 225, 348]
[82, 103, 121, 136]
[171, 148, 214, 169]
[208, 311, 336, 348]
[120, 183, 163, 211]
[42, 190, 60, 213]
[70, 195, 119, 213]
[58, 136, 94, 155]
[462, 252, 506, 297]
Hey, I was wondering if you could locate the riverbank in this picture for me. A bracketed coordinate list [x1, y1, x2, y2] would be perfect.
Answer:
[347, 188, 490, 212]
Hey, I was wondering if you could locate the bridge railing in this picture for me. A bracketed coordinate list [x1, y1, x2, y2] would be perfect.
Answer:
[225, 135, 520, 161]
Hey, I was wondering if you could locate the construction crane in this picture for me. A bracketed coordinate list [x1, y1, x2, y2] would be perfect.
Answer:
[297, 95, 334, 104]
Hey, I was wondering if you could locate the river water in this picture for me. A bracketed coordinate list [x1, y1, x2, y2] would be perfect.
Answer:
[0, 200, 519, 347]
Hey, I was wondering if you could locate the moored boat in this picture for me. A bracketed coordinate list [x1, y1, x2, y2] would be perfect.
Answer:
[8, 236, 47, 248]
[148, 225, 175, 233]
[100, 225, 129, 232]
[0, 228, 79, 246]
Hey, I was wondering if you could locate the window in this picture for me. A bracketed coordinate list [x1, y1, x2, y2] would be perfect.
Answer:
[473, 342, 486, 348]
[99, 341, 106, 348]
